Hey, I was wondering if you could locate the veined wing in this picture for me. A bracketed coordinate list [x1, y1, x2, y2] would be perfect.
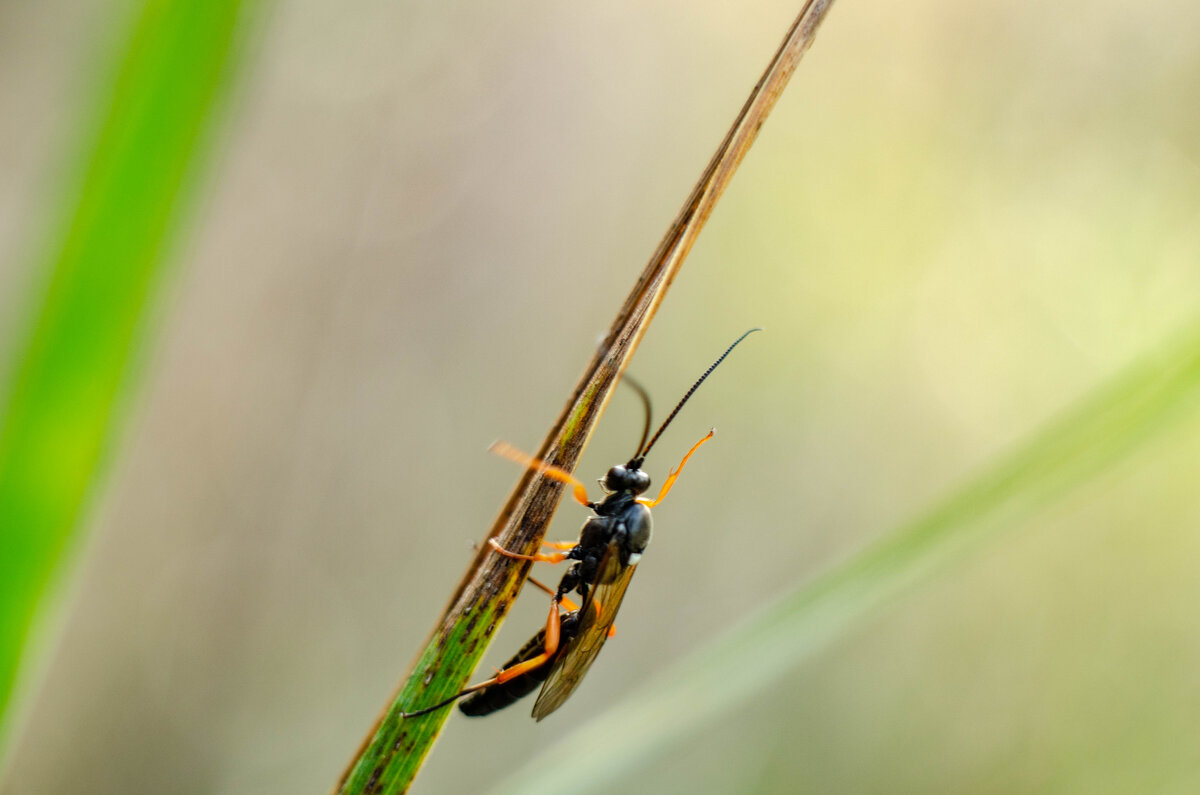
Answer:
[531, 542, 636, 721]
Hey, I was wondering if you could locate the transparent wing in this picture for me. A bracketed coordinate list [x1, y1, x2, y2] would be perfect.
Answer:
[531, 542, 637, 720]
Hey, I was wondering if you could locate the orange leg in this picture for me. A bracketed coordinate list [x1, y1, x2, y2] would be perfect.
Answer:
[401, 598, 563, 718]
[639, 429, 715, 508]
[541, 539, 578, 550]
[490, 441, 593, 507]
[527, 576, 614, 638]
[493, 597, 562, 683]
[527, 576, 577, 611]
[489, 537, 568, 564]
[590, 599, 617, 638]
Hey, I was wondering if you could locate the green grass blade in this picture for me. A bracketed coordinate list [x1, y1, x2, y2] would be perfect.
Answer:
[490, 322, 1200, 795]
[0, 0, 252, 743]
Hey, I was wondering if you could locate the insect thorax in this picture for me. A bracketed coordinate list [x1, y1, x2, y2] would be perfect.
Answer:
[581, 495, 652, 564]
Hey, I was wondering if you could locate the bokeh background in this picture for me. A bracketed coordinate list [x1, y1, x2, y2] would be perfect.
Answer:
[3, 0, 1200, 792]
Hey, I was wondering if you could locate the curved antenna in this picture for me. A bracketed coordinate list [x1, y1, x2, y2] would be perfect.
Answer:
[633, 327, 762, 465]
[619, 373, 654, 460]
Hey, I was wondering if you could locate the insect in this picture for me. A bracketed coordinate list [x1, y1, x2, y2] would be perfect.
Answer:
[403, 328, 761, 720]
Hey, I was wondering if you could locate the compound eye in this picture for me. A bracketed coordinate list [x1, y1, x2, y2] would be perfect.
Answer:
[629, 469, 651, 495]
[604, 466, 629, 491]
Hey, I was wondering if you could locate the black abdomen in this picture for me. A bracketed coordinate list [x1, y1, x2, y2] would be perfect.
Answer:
[459, 613, 579, 717]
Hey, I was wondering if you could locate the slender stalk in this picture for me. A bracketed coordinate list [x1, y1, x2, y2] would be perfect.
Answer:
[0, 0, 252, 752]
[335, 2, 837, 792]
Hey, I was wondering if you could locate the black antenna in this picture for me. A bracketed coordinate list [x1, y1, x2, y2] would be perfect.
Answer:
[633, 328, 762, 465]
[620, 373, 654, 460]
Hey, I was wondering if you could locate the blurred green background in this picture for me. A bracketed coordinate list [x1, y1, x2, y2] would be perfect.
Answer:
[2, 0, 1200, 793]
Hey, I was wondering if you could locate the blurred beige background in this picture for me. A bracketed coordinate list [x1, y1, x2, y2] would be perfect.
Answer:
[3, 0, 1200, 792]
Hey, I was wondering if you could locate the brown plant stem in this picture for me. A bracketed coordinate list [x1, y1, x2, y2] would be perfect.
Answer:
[336, 2, 836, 792]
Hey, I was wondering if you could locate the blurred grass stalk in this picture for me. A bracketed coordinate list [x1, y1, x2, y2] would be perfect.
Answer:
[0, 0, 252, 754]
[491, 320, 1200, 794]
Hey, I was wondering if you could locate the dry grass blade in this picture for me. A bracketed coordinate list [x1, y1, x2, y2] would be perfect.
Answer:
[335, 2, 837, 792]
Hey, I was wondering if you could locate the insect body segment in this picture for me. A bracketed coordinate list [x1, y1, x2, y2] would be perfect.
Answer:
[543, 468, 654, 600]
[402, 329, 760, 721]
[458, 611, 582, 717]
[483, 466, 655, 721]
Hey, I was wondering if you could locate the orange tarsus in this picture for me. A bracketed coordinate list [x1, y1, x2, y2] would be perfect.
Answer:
[489, 441, 592, 506]
[638, 428, 715, 508]
[488, 537, 567, 564]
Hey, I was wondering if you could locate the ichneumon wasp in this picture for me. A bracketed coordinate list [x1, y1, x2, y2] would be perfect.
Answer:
[403, 328, 761, 721]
